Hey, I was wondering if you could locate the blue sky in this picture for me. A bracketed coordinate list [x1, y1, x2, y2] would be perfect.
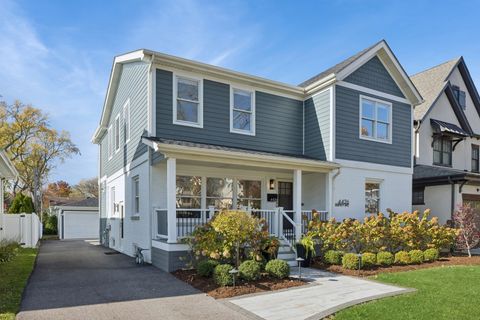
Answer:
[1, 0, 479, 184]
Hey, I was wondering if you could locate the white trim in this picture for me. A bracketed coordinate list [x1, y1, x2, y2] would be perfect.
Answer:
[132, 175, 140, 215]
[337, 81, 410, 104]
[108, 125, 113, 160]
[114, 114, 121, 153]
[172, 72, 204, 128]
[302, 99, 305, 154]
[229, 86, 256, 136]
[151, 63, 157, 135]
[329, 86, 336, 161]
[123, 99, 131, 144]
[152, 239, 190, 251]
[166, 158, 177, 243]
[335, 158, 413, 174]
[359, 95, 393, 144]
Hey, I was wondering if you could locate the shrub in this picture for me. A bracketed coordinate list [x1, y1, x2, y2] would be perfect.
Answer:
[376, 251, 394, 266]
[265, 259, 290, 279]
[324, 250, 343, 265]
[342, 253, 361, 270]
[213, 264, 234, 286]
[197, 259, 219, 277]
[9, 193, 34, 213]
[239, 260, 261, 281]
[43, 213, 58, 235]
[0, 240, 21, 263]
[361, 252, 377, 268]
[409, 250, 424, 264]
[394, 251, 411, 265]
[424, 248, 440, 262]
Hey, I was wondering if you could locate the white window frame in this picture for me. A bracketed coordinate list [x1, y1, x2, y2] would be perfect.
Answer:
[132, 175, 140, 215]
[114, 114, 120, 153]
[359, 95, 393, 144]
[108, 125, 113, 160]
[230, 86, 256, 136]
[365, 178, 382, 215]
[173, 73, 203, 128]
[110, 186, 116, 218]
[123, 99, 131, 143]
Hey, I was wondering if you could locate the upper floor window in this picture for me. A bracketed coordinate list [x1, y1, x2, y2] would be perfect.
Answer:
[173, 76, 203, 128]
[472, 144, 479, 172]
[433, 136, 452, 166]
[123, 99, 130, 143]
[360, 96, 392, 143]
[452, 85, 466, 110]
[114, 115, 120, 152]
[230, 88, 255, 135]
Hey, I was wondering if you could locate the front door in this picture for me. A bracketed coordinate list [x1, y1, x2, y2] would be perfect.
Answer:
[278, 182, 294, 240]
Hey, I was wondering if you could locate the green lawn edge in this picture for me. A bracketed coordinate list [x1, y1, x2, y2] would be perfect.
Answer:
[0, 248, 38, 320]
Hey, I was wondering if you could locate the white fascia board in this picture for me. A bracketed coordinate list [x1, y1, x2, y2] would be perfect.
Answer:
[0, 150, 18, 179]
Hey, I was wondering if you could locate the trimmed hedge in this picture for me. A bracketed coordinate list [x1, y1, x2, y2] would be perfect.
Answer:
[213, 264, 233, 286]
[265, 259, 290, 279]
[197, 259, 219, 277]
[324, 250, 344, 265]
[394, 251, 411, 265]
[424, 248, 440, 262]
[362, 252, 377, 268]
[376, 251, 394, 266]
[239, 260, 261, 281]
[342, 253, 360, 270]
[409, 250, 424, 264]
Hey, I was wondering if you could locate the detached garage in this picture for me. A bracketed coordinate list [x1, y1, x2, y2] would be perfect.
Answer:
[56, 198, 99, 239]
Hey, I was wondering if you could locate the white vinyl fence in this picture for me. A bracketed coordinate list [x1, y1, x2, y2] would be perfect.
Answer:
[2, 213, 42, 247]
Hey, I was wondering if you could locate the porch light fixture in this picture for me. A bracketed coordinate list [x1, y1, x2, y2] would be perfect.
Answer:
[269, 179, 275, 191]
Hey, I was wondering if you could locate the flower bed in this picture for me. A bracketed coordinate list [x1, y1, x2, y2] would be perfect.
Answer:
[173, 269, 305, 299]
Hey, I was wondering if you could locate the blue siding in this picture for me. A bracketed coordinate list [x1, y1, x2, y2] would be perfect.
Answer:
[304, 89, 330, 160]
[335, 85, 412, 167]
[344, 56, 405, 98]
[156, 69, 304, 156]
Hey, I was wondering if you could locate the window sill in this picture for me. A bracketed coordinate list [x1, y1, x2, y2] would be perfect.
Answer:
[173, 119, 203, 128]
[413, 202, 425, 206]
[359, 135, 392, 145]
[230, 128, 255, 136]
[130, 215, 140, 221]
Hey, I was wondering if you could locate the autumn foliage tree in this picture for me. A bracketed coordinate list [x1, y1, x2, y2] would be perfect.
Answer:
[46, 180, 72, 198]
[454, 205, 479, 258]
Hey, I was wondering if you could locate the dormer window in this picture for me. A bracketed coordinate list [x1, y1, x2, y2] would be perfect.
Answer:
[452, 85, 466, 110]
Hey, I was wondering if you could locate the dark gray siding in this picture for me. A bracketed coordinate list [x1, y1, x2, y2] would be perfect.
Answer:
[100, 61, 149, 177]
[151, 246, 189, 272]
[156, 69, 304, 156]
[335, 85, 412, 167]
[344, 56, 405, 98]
[304, 89, 330, 160]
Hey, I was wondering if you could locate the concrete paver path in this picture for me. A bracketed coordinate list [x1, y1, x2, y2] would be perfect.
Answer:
[17, 240, 250, 320]
[228, 268, 413, 320]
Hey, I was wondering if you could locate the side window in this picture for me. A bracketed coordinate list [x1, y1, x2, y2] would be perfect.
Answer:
[133, 176, 140, 215]
[365, 181, 380, 215]
[472, 144, 479, 172]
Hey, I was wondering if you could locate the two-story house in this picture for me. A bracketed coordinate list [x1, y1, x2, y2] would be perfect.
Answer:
[411, 57, 480, 230]
[92, 40, 422, 271]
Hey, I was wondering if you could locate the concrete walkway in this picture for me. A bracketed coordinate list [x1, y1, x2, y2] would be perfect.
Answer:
[228, 268, 414, 320]
[17, 240, 250, 320]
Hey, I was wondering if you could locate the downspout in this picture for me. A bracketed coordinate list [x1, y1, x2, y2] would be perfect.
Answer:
[147, 53, 155, 263]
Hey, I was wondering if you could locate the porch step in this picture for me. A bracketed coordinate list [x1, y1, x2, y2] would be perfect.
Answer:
[277, 244, 298, 268]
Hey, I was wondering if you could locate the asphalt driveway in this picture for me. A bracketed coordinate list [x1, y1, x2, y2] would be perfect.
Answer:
[17, 240, 250, 320]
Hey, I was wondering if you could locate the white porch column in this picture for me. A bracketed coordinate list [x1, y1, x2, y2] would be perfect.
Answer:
[166, 157, 177, 243]
[293, 169, 302, 241]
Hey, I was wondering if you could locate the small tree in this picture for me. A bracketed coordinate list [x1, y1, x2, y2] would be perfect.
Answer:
[453, 205, 479, 257]
[8, 193, 34, 213]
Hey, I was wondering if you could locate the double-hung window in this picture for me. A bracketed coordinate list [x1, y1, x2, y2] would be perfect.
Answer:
[174, 76, 202, 127]
[360, 96, 392, 143]
[433, 137, 452, 166]
[231, 88, 255, 135]
[123, 100, 130, 143]
[133, 176, 140, 215]
[472, 144, 479, 172]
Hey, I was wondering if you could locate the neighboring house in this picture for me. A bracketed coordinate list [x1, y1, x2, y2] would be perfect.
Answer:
[92, 40, 422, 271]
[411, 57, 480, 228]
[0, 150, 18, 241]
[53, 197, 99, 239]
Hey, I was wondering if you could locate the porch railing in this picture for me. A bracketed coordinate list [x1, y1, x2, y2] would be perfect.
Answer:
[301, 210, 329, 234]
[176, 208, 219, 239]
[251, 209, 278, 236]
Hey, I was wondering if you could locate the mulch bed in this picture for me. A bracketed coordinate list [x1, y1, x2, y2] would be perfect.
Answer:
[311, 254, 480, 277]
[172, 269, 307, 299]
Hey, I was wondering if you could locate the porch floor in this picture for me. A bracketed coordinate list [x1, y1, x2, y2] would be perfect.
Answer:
[227, 268, 413, 320]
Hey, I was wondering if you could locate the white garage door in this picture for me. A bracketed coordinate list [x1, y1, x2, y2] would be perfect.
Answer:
[63, 211, 99, 239]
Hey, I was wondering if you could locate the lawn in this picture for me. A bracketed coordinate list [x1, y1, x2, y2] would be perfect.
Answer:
[0, 248, 37, 320]
[334, 265, 480, 320]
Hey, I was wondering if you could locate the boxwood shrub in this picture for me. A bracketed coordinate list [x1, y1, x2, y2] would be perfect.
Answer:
[265, 259, 290, 279]
[361, 252, 377, 268]
[342, 253, 360, 270]
[409, 250, 424, 264]
[213, 264, 234, 286]
[376, 251, 394, 266]
[239, 260, 261, 281]
[197, 259, 219, 277]
[324, 250, 344, 265]
[394, 251, 411, 265]
[424, 248, 440, 262]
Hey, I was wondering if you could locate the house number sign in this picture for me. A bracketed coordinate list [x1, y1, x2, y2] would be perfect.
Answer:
[335, 199, 350, 207]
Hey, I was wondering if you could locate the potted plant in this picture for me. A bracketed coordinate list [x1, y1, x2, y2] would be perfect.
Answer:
[296, 234, 316, 267]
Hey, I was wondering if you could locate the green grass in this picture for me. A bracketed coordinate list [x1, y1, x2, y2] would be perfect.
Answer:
[334, 265, 480, 320]
[0, 248, 37, 320]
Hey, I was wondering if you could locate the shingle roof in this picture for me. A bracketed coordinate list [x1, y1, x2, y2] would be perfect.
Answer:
[298, 40, 383, 88]
[413, 164, 468, 181]
[410, 58, 461, 120]
[66, 198, 99, 208]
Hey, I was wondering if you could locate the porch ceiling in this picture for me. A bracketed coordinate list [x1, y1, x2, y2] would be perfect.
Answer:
[142, 137, 339, 173]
